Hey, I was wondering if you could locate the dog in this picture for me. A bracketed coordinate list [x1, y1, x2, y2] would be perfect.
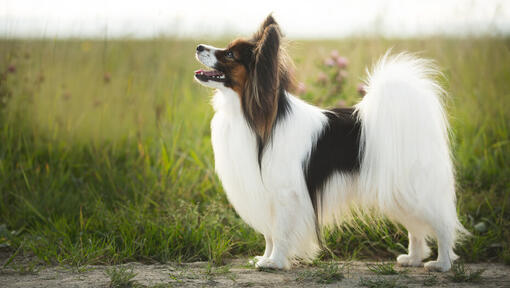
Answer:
[194, 14, 467, 272]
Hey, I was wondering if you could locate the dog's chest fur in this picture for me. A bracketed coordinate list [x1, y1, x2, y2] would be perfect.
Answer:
[210, 89, 328, 234]
[210, 90, 272, 233]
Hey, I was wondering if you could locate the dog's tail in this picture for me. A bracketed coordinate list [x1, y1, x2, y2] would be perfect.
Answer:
[355, 51, 468, 243]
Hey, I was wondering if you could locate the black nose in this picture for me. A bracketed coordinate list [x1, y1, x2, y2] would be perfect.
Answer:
[196, 45, 205, 52]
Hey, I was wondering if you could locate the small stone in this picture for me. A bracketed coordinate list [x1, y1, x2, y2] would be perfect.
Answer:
[474, 222, 487, 233]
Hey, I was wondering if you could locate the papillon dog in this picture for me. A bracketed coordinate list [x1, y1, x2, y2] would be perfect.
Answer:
[194, 15, 467, 272]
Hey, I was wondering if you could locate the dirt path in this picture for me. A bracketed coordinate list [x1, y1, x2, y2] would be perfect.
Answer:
[1, 259, 509, 287]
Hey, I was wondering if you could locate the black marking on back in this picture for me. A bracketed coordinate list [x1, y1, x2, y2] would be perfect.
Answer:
[304, 107, 362, 243]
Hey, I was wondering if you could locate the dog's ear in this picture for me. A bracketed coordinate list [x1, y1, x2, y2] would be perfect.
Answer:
[252, 14, 280, 42]
[245, 24, 281, 141]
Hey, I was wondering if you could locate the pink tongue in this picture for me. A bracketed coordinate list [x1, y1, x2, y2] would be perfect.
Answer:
[204, 70, 221, 76]
[194, 69, 223, 77]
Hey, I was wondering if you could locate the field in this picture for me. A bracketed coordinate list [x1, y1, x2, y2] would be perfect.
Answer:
[0, 37, 509, 272]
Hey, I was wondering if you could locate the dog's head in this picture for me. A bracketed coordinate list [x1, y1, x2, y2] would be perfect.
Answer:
[195, 14, 295, 141]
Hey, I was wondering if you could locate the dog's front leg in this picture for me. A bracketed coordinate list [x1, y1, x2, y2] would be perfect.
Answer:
[250, 235, 273, 265]
[254, 191, 303, 270]
[255, 237, 291, 270]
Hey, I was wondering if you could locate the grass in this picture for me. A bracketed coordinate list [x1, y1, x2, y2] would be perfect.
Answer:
[147, 284, 173, 288]
[0, 37, 509, 268]
[366, 262, 400, 275]
[205, 263, 234, 280]
[296, 261, 345, 284]
[422, 274, 438, 286]
[359, 277, 406, 288]
[448, 261, 485, 283]
[106, 266, 139, 288]
[3, 262, 40, 275]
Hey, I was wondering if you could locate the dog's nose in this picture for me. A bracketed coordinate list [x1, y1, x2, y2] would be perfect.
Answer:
[196, 45, 205, 52]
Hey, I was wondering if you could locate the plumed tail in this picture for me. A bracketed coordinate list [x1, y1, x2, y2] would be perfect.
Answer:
[355, 51, 468, 244]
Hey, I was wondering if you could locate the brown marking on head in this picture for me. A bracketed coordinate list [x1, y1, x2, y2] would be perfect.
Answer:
[202, 14, 297, 143]
[210, 39, 254, 96]
[230, 64, 248, 96]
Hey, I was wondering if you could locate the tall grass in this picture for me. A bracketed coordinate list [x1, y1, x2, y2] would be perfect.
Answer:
[0, 37, 508, 266]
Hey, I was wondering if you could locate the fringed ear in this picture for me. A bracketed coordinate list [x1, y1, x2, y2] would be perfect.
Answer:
[252, 14, 280, 42]
[245, 24, 281, 142]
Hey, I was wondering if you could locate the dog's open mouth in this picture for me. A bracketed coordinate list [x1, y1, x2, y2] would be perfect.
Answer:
[194, 69, 226, 82]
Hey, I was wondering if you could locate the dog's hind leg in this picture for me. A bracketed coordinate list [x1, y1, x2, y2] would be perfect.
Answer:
[397, 229, 430, 267]
[424, 211, 459, 272]
[394, 191, 459, 272]
[424, 225, 456, 271]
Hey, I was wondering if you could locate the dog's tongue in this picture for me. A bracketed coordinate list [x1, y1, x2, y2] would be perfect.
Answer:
[207, 70, 222, 76]
[194, 69, 223, 76]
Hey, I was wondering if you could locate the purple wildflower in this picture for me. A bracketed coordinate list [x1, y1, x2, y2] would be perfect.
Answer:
[296, 82, 306, 95]
[336, 57, 348, 69]
[324, 58, 335, 67]
[317, 72, 328, 84]
[336, 70, 348, 83]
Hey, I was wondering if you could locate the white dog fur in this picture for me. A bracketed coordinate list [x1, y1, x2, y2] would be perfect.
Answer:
[196, 45, 466, 272]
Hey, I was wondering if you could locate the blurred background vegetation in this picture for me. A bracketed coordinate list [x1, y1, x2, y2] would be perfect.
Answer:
[0, 37, 509, 267]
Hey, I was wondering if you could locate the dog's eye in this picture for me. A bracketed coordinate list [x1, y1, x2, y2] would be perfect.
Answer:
[225, 51, 234, 59]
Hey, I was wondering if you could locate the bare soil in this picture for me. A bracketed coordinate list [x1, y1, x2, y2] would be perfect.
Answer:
[1, 259, 509, 287]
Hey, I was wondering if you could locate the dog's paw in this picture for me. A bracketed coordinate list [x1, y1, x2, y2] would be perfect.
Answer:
[249, 256, 265, 265]
[255, 258, 290, 270]
[396, 254, 423, 267]
[424, 260, 451, 272]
